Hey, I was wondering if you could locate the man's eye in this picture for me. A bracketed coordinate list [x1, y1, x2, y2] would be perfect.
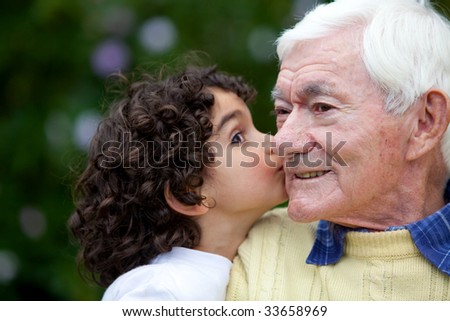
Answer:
[231, 132, 244, 144]
[272, 108, 290, 119]
[313, 103, 334, 113]
[274, 107, 290, 116]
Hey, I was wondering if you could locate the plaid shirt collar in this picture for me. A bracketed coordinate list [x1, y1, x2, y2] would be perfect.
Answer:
[306, 203, 450, 276]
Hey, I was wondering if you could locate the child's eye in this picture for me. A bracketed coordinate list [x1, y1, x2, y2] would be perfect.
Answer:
[231, 132, 244, 144]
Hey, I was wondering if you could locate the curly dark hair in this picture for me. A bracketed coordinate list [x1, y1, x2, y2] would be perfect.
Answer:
[68, 65, 257, 287]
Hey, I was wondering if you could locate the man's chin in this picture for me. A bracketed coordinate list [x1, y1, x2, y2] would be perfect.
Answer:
[287, 200, 322, 223]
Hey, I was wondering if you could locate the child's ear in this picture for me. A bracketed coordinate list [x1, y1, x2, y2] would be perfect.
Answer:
[164, 184, 209, 216]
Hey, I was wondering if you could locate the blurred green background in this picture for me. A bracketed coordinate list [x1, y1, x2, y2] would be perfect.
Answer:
[1, 0, 449, 301]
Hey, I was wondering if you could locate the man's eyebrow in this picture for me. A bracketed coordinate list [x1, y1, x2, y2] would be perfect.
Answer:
[271, 87, 286, 102]
[297, 82, 335, 98]
[216, 110, 242, 132]
[271, 83, 335, 101]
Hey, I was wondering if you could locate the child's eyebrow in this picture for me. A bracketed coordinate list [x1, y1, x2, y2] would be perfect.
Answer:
[216, 110, 242, 132]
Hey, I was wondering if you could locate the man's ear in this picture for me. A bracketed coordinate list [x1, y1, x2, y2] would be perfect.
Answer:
[406, 89, 450, 161]
[164, 184, 209, 216]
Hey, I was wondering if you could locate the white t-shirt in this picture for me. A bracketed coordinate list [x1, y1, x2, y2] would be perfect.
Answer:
[102, 247, 232, 301]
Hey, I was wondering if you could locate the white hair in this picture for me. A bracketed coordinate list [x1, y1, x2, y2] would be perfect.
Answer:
[276, 0, 450, 173]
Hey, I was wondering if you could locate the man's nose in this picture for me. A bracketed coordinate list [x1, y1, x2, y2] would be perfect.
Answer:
[274, 111, 317, 157]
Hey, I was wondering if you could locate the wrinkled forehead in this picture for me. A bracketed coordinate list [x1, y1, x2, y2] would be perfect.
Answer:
[274, 30, 382, 107]
[278, 25, 365, 64]
[278, 29, 366, 84]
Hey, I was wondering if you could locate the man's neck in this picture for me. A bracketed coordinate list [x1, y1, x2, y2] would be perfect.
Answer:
[333, 162, 447, 230]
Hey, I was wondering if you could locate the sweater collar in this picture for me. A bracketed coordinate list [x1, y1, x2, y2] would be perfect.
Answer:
[306, 203, 450, 276]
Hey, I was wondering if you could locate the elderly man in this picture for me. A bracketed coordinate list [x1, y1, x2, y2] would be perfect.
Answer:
[227, 0, 450, 300]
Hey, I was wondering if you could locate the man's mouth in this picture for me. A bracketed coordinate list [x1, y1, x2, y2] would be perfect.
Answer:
[295, 170, 331, 179]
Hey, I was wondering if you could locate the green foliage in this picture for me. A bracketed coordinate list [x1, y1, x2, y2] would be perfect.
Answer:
[1, 0, 449, 300]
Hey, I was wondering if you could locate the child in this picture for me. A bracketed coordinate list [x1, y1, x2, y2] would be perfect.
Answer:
[68, 65, 287, 300]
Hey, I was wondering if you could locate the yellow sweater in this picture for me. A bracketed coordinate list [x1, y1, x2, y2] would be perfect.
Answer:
[226, 207, 450, 300]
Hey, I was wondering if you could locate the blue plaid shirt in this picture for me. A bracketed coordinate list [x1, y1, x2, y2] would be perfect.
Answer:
[306, 203, 450, 276]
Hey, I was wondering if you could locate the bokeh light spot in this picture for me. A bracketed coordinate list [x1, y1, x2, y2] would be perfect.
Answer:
[138, 16, 177, 54]
[247, 26, 277, 62]
[19, 207, 47, 239]
[0, 251, 19, 284]
[72, 110, 101, 151]
[292, 0, 322, 17]
[91, 39, 131, 78]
